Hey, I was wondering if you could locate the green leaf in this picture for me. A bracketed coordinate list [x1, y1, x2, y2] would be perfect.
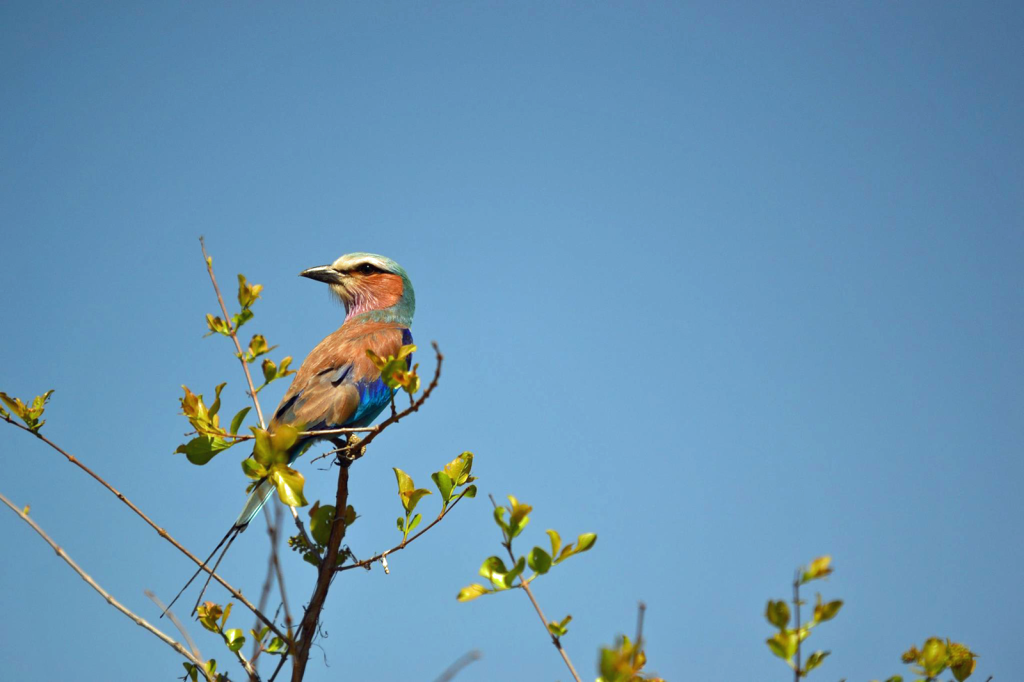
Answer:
[801, 555, 833, 584]
[0, 392, 22, 417]
[232, 308, 254, 330]
[204, 659, 217, 676]
[393, 467, 414, 496]
[237, 274, 263, 309]
[407, 513, 422, 534]
[804, 650, 830, 673]
[396, 516, 405, 532]
[176, 436, 234, 465]
[204, 314, 230, 337]
[251, 426, 297, 466]
[309, 503, 335, 546]
[507, 496, 532, 539]
[528, 547, 552, 575]
[0, 389, 54, 432]
[546, 529, 562, 559]
[431, 471, 454, 503]
[266, 637, 285, 654]
[252, 428, 273, 466]
[223, 628, 245, 652]
[479, 556, 510, 589]
[766, 631, 798, 661]
[241, 457, 267, 480]
[229, 407, 251, 435]
[766, 600, 791, 629]
[183, 662, 199, 682]
[208, 383, 226, 418]
[243, 334, 276, 363]
[547, 614, 572, 637]
[457, 584, 490, 602]
[813, 595, 843, 623]
[402, 488, 432, 514]
[443, 452, 474, 486]
[269, 464, 308, 507]
[503, 556, 526, 588]
[574, 532, 597, 553]
[460, 484, 477, 499]
[269, 424, 300, 457]
[197, 602, 223, 632]
[492, 507, 509, 534]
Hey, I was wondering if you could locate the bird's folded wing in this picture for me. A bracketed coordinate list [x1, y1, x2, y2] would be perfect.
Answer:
[270, 324, 409, 432]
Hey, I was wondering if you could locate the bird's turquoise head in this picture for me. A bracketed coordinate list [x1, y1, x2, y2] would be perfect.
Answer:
[300, 253, 415, 325]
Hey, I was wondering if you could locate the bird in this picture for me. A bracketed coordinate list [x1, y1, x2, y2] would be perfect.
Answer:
[165, 252, 415, 615]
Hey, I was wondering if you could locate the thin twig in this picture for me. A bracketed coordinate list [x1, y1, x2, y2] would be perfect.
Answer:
[268, 650, 289, 682]
[488, 496, 582, 682]
[269, 503, 293, 630]
[312, 342, 444, 464]
[289, 504, 320, 564]
[232, 639, 260, 681]
[431, 650, 483, 682]
[336, 493, 468, 573]
[0, 492, 215, 682]
[199, 237, 267, 429]
[146, 590, 202, 660]
[252, 517, 277, 665]
[0, 416, 287, 644]
[635, 601, 646, 650]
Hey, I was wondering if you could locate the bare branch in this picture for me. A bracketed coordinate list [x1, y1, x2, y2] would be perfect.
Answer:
[0, 491, 215, 682]
[0, 416, 287, 644]
[146, 590, 202, 661]
[432, 650, 482, 682]
[290, 463, 352, 681]
[199, 237, 267, 430]
[336, 493, 468, 573]
[635, 600, 646, 651]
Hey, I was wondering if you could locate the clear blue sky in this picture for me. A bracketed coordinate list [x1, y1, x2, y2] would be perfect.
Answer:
[1, 2, 1021, 681]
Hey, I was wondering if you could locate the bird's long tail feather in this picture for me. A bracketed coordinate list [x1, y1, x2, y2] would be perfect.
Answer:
[161, 525, 237, 618]
[161, 478, 278, 619]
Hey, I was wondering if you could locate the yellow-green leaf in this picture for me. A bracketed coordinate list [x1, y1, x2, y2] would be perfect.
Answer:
[801, 555, 833, 583]
[813, 594, 842, 623]
[270, 464, 308, 507]
[766, 600, 790, 629]
[457, 584, 490, 602]
[223, 628, 245, 652]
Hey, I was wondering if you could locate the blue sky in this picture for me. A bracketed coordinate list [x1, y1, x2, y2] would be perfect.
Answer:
[1, 2, 1022, 681]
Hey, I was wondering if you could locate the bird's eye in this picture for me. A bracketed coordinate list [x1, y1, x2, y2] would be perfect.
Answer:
[357, 263, 379, 275]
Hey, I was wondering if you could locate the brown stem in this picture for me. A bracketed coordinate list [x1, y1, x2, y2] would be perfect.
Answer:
[0, 416, 287, 644]
[199, 236, 267, 429]
[518, 574, 582, 682]
[336, 493, 467, 573]
[431, 650, 482, 682]
[289, 463, 351, 681]
[269, 503, 293, 631]
[488, 497, 582, 682]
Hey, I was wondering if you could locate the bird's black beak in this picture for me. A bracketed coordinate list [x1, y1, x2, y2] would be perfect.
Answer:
[300, 265, 345, 285]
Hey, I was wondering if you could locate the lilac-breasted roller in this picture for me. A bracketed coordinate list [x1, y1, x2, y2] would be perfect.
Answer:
[167, 252, 415, 613]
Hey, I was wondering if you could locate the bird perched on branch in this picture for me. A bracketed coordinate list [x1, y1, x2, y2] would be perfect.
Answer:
[167, 252, 415, 614]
